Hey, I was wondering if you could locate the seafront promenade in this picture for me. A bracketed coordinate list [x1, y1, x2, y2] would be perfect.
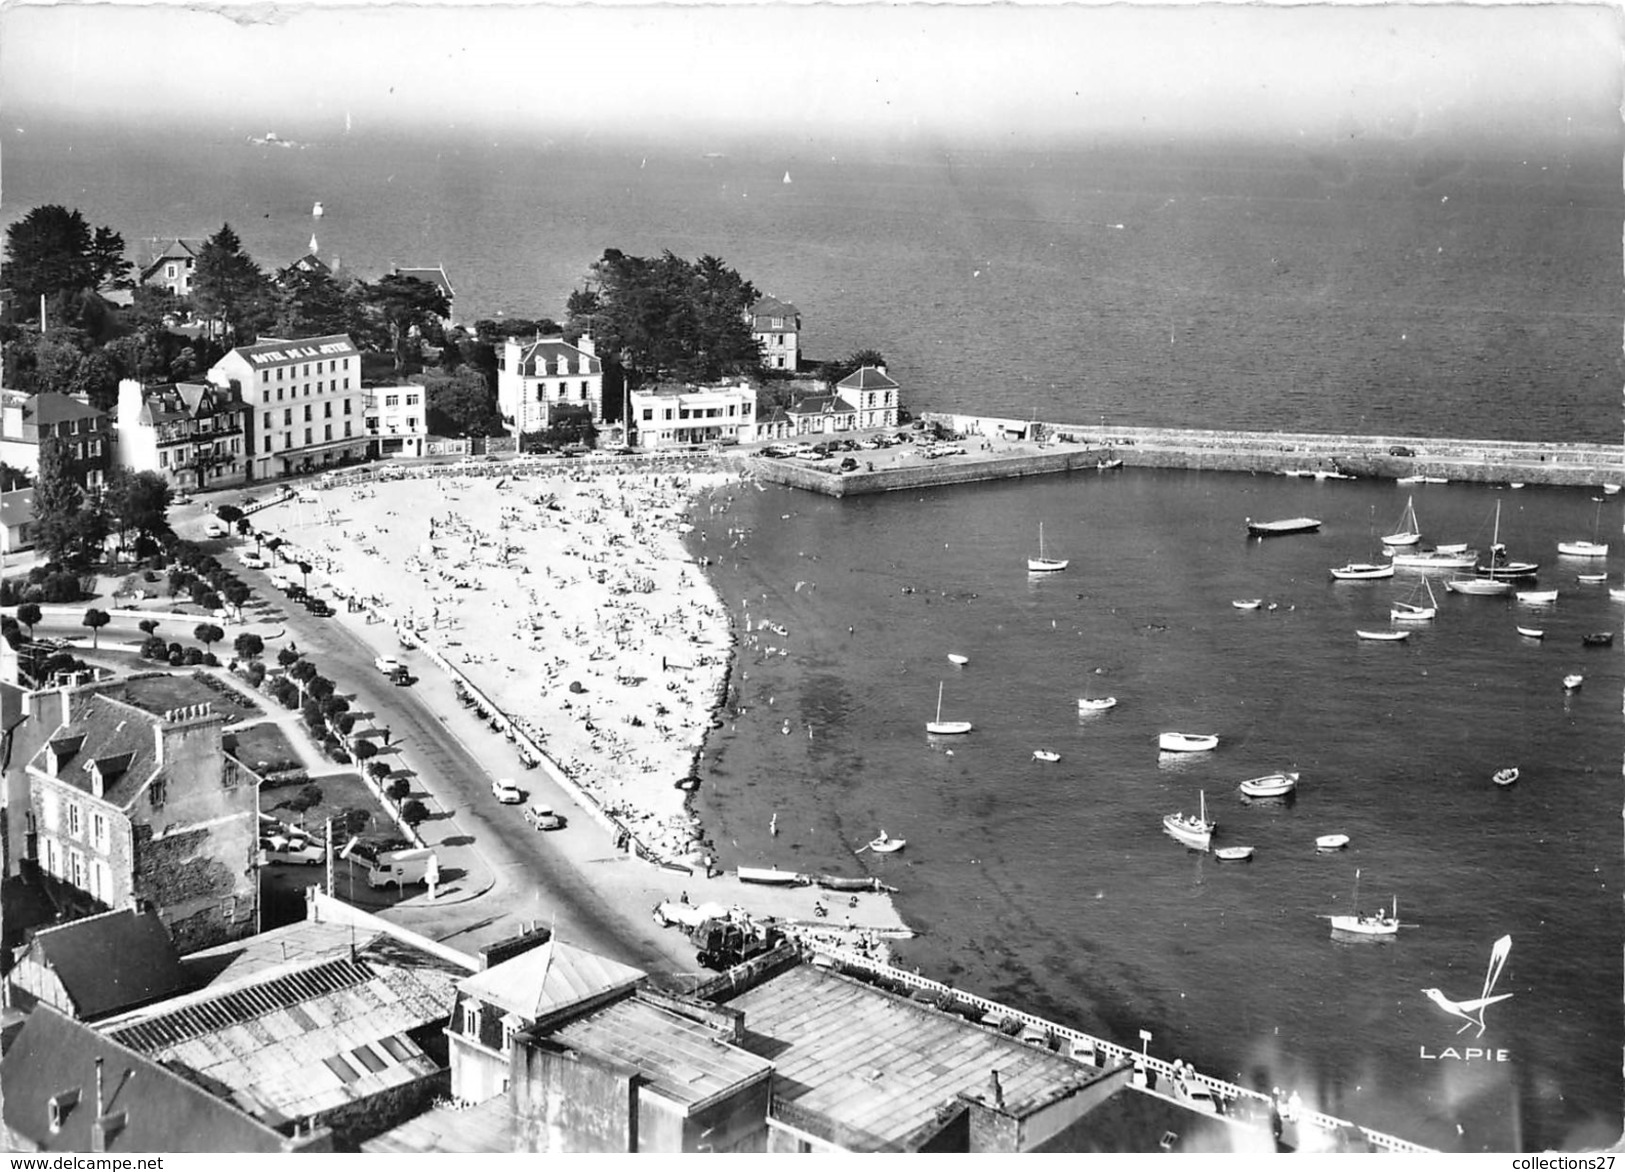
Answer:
[752, 416, 1625, 497]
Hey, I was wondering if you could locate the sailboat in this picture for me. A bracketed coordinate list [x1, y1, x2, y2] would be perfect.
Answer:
[1027, 522, 1068, 572]
[1331, 506, 1394, 579]
[1162, 790, 1214, 851]
[1323, 869, 1401, 937]
[783, 170, 792, 185]
[1476, 498, 1538, 579]
[1383, 496, 1423, 547]
[926, 681, 972, 735]
[308, 233, 319, 254]
[1557, 499, 1609, 558]
[1391, 577, 1439, 621]
[312, 201, 324, 217]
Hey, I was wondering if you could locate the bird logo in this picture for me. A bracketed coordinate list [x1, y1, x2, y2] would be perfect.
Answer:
[1421, 935, 1513, 1038]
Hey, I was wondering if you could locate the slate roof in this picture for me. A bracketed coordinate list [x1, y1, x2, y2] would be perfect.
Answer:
[21, 908, 192, 1021]
[1, 1006, 292, 1152]
[1, 488, 35, 529]
[718, 963, 1104, 1151]
[514, 337, 601, 378]
[787, 394, 857, 417]
[26, 692, 165, 810]
[750, 296, 800, 328]
[458, 939, 644, 1022]
[552, 995, 773, 1112]
[134, 382, 244, 428]
[756, 405, 790, 424]
[228, 334, 359, 370]
[392, 265, 455, 300]
[138, 239, 202, 283]
[836, 366, 898, 391]
[27, 393, 108, 428]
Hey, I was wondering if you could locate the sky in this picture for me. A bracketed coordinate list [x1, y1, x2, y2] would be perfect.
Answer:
[0, 2, 1619, 150]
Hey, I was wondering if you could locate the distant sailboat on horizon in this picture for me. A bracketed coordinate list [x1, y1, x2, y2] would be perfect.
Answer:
[309, 233, 319, 254]
[783, 169, 792, 184]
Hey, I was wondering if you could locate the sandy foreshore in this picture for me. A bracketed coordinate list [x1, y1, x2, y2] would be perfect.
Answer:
[248, 454, 911, 954]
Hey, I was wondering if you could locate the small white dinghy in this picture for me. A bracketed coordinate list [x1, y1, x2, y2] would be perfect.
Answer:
[1316, 834, 1351, 852]
[1563, 674, 1584, 690]
[947, 653, 969, 666]
[1492, 767, 1519, 787]
[1077, 696, 1118, 712]
[1032, 749, 1060, 763]
[1517, 626, 1545, 639]
[866, 831, 906, 854]
[1158, 732, 1219, 753]
[1214, 846, 1255, 862]
[1357, 629, 1410, 641]
[1232, 598, 1263, 610]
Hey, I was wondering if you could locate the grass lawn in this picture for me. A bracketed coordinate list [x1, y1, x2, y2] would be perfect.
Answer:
[106, 671, 260, 722]
[227, 722, 302, 774]
[262, 770, 406, 853]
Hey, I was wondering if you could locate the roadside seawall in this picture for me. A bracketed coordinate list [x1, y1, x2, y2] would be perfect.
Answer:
[750, 417, 1624, 498]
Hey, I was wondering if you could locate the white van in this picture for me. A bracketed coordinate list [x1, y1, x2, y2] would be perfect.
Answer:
[365, 846, 438, 889]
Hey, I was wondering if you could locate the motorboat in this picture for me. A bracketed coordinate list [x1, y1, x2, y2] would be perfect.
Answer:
[1516, 589, 1558, 604]
[1383, 496, 1422, 546]
[1516, 626, 1544, 639]
[1324, 870, 1399, 936]
[1390, 547, 1479, 570]
[1077, 696, 1118, 712]
[1232, 598, 1263, 610]
[1582, 631, 1615, 647]
[1238, 771, 1299, 798]
[926, 681, 972, 735]
[1331, 563, 1395, 580]
[947, 653, 969, 665]
[867, 832, 906, 854]
[1577, 572, 1608, 584]
[1492, 767, 1519, 787]
[1214, 846, 1254, 862]
[1032, 749, 1060, 763]
[1027, 522, 1068, 572]
[1158, 732, 1218, 753]
[1563, 674, 1584, 690]
[1446, 577, 1513, 596]
[1096, 458, 1124, 470]
[1246, 516, 1321, 538]
[1163, 790, 1214, 851]
[1391, 578, 1439, 622]
[1316, 833, 1350, 852]
[1356, 629, 1409, 641]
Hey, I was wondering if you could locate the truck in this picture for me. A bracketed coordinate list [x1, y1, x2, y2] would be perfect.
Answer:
[365, 846, 438, 889]
[688, 916, 783, 970]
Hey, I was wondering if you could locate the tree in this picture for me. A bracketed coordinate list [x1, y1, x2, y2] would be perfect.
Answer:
[1, 463, 31, 492]
[352, 739, 378, 763]
[289, 659, 317, 685]
[422, 368, 504, 437]
[193, 623, 224, 651]
[88, 226, 133, 291]
[400, 798, 429, 828]
[81, 608, 110, 649]
[272, 264, 362, 339]
[385, 776, 410, 804]
[214, 504, 244, 526]
[234, 632, 264, 659]
[277, 645, 302, 668]
[103, 469, 173, 548]
[820, 348, 889, 389]
[66, 349, 121, 413]
[16, 602, 40, 640]
[296, 560, 312, 592]
[191, 224, 273, 344]
[32, 437, 88, 568]
[3, 205, 109, 315]
[358, 273, 450, 373]
[224, 582, 251, 612]
[368, 760, 392, 784]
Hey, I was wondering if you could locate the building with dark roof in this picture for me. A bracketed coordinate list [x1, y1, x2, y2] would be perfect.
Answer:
[5, 906, 190, 1022]
[0, 487, 35, 554]
[115, 378, 250, 491]
[785, 391, 859, 437]
[138, 238, 204, 298]
[834, 365, 900, 430]
[15, 684, 259, 954]
[206, 334, 366, 481]
[0, 393, 114, 490]
[628, 380, 758, 450]
[496, 334, 603, 431]
[749, 296, 801, 371]
[1, 1005, 332, 1152]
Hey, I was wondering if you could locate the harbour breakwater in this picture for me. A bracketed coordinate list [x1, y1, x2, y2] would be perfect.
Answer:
[751, 416, 1625, 497]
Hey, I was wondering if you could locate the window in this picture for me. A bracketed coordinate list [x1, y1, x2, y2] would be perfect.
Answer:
[345, 421, 353, 437]
[284, 409, 292, 425]
[67, 803, 81, 837]
[69, 850, 84, 888]
[406, 394, 419, 406]
[642, 408, 653, 421]
[344, 377, 350, 389]
[303, 364, 310, 376]
[262, 390, 269, 404]
[223, 758, 240, 789]
[343, 398, 352, 414]
[384, 395, 399, 408]
[303, 405, 312, 422]
[277, 367, 284, 380]
[277, 387, 284, 402]
[160, 450, 169, 468]
[166, 264, 177, 279]
[282, 432, 291, 449]
[324, 424, 332, 440]
[464, 1002, 482, 1040]
[92, 812, 106, 849]
[261, 371, 270, 384]
[580, 381, 588, 399]
[149, 777, 166, 807]
[263, 412, 272, 429]
[91, 860, 108, 901]
[304, 428, 312, 444]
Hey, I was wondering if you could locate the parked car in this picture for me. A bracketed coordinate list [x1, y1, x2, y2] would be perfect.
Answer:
[204, 521, 227, 538]
[305, 598, 334, 617]
[261, 836, 325, 866]
[375, 656, 404, 675]
[1389, 445, 1416, 457]
[492, 778, 523, 804]
[839, 457, 860, 472]
[524, 804, 566, 830]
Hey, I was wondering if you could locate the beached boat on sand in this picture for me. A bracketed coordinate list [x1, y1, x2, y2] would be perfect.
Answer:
[738, 866, 810, 886]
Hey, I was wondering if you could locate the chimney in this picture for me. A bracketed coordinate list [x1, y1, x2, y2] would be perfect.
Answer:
[988, 1069, 1005, 1110]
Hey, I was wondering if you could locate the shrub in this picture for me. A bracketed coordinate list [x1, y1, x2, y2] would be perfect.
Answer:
[385, 777, 411, 803]
[202, 652, 219, 667]
[283, 783, 324, 813]
[333, 711, 356, 736]
[245, 661, 267, 687]
[168, 650, 184, 666]
[400, 799, 429, 827]
[352, 739, 379, 762]
[140, 636, 167, 659]
[184, 647, 204, 666]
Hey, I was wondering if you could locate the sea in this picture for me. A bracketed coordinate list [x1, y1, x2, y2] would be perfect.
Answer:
[5, 121, 1622, 1152]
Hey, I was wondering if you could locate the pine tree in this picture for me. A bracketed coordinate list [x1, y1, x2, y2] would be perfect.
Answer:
[31, 437, 87, 567]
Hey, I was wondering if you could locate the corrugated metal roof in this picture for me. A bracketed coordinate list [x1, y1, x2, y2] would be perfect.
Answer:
[552, 996, 772, 1111]
[362, 1092, 515, 1153]
[724, 965, 1098, 1149]
[458, 939, 644, 1021]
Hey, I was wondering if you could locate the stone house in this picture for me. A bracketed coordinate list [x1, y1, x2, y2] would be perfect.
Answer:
[750, 296, 801, 372]
[835, 365, 900, 430]
[138, 238, 203, 299]
[496, 335, 603, 432]
[0, 393, 115, 490]
[4, 905, 190, 1021]
[114, 379, 251, 491]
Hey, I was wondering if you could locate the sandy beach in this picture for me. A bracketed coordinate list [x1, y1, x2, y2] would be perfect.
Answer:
[245, 454, 912, 957]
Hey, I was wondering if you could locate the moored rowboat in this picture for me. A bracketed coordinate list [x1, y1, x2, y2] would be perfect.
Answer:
[1516, 626, 1544, 639]
[1077, 696, 1118, 712]
[1238, 771, 1299, 798]
[1158, 731, 1219, 753]
[1246, 516, 1322, 537]
[1357, 629, 1409, 641]
[1316, 834, 1350, 852]
[1493, 767, 1519, 787]
[1214, 846, 1254, 862]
